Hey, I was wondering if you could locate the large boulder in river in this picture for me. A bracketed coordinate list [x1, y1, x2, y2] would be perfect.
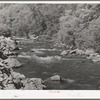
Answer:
[70, 49, 85, 55]
[4, 57, 21, 68]
[60, 50, 69, 56]
[76, 49, 85, 55]
[87, 53, 99, 60]
[44, 75, 75, 89]
[50, 75, 75, 83]
[85, 49, 95, 56]
[92, 55, 100, 62]
[50, 75, 61, 81]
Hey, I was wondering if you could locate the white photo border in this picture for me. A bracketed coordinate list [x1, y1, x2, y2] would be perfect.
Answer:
[0, 1, 100, 99]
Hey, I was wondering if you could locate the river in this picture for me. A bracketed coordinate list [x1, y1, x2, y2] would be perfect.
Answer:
[14, 40, 100, 90]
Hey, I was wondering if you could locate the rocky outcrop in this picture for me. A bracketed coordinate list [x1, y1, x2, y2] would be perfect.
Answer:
[21, 78, 46, 90]
[0, 63, 45, 90]
[0, 35, 46, 90]
[0, 36, 18, 57]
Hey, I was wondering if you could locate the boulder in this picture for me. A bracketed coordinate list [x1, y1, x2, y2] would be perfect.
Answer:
[11, 71, 26, 79]
[0, 77, 3, 81]
[92, 55, 100, 62]
[0, 73, 3, 78]
[4, 84, 16, 90]
[70, 49, 77, 54]
[87, 53, 99, 60]
[23, 78, 46, 90]
[70, 49, 85, 55]
[0, 60, 4, 66]
[50, 75, 61, 81]
[76, 49, 85, 55]
[4, 57, 21, 68]
[85, 49, 95, 56]
[60, 50, 68, 56]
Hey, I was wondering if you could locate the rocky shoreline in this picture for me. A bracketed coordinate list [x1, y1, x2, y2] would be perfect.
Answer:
[60, 48, 100, 63]
[0, 35, 46, 90]
[1, 35, 100, 90]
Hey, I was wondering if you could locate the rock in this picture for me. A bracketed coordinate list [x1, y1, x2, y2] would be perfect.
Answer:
[50, 75, 61, 81]
[4, 57, 21, 68]
[86, 52, 100, 62]
[70, 49, 85, 55]
[27, 78, 43, 84]
[85, 49, 95, 56]
[0, 61, 4, 66]
[0, 77, 3, 81]
[87, 53, 99, 59]
[70, 49, 77, 54]
[0, 86, 3, 89]
[76, 49, 85, 55]
[92, 55, 100, 62]
[0, 36, 47, 90]
[23, 83, 35, 90]
[0, 36, 19, 57]
[0, 73, 3, 78]
[23, 78, 46, 90]
[60, 50, 68, 56]
[3, 73, 9, 80]
[19, 48, 22, 50]
[4, 84, 16, 90]
[65, 78, 75, 84]
[1, 67, 11, 76]
[11, 71, 26, 79]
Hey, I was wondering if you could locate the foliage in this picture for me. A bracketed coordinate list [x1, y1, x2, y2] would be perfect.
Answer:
[1, 4, 100, 51]
[55, 4, 100, 51]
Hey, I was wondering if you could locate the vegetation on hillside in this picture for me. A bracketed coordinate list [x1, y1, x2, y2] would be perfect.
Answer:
[0, 4, 100, 51]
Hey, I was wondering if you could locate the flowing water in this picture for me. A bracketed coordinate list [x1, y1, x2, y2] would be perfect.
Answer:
[14, 40, 100, 90]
